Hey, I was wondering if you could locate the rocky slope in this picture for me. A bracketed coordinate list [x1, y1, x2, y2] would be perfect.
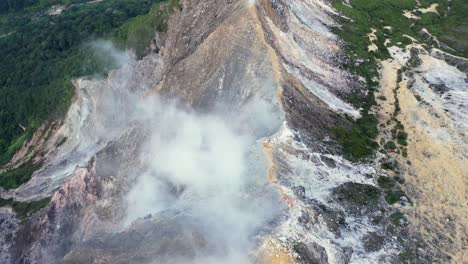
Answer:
[1, 0, 467, 263]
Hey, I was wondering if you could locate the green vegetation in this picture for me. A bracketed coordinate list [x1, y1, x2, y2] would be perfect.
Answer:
[0, 162, 40, 189]
[329, 0, 408, 161]
[402, 148, 408, 157]
[391, 120, 409, 154]
[377, 176, 396, 189]
[112, 0, 180, 58]
[332, 0, 468, 57]
[389, 211, 406, 226]
[415, 0, 468, 57]
[0, 197, 50, 219]
[0, 129, 32, 165]
[377, 175, 409, 204]
[0, 0, 171, 167]
[397, 131, 408, 146]
[330, 0, 467, 161]
[384, 189, 406, 204]
[332, 113, 379, 161]
[334, 182, 381, 207]
[381, 161, 396, 170]
[384, 141, 397, 150]
[0, 0, 39, 14]
[394, 176, 405, 184]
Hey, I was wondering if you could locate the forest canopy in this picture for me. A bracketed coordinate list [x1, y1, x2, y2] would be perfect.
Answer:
[0, 0, 166, 165]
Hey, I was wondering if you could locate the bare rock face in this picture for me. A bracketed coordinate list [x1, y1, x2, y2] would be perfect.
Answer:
[13, 160, 99, 263]
[0, 208, 18, 264]
[160, 0, 279, 111]
[61, 214, 213, 264]
[12, 127, 149, 263]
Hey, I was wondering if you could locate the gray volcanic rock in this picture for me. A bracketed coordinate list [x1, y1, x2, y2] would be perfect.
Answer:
[62, 213, 212, 264]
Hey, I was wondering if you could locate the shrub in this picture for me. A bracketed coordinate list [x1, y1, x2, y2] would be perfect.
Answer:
[0, 161, 39, 189]
[397, 131, 408, 146]
[334, 182, 382, 207]
[0, 197, 51, 219]
[389, 211, 406, 226]
[384, 188, 406, 204]
[377, 176, 396, 189]
[384, 141, 397, 150]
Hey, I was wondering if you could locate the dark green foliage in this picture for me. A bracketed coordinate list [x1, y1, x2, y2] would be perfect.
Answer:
[402, 148, 408, 157]
[0, 197, 50, 219]
[393, 97, 401, 116]
[377, 176, 396, 189]
[0, 162, 40, 189]
[384, 141, 397, 150]
[0, 0, 164, 166]
[384, 188, 406, 204]
[0, 0, 37, 13]
[394, 176, 405, 184]
[332, 0, 468, 57]
[0, 129, 33, 165]
[414, 0, 468, 57]
[329, 0, 404, 161]
[395, 122, 404, 130]
[329, 0, 468, 161]
[399, 251, 412, 264]
[397, 131, 408, 146]
[414, 94, 422, 102]
[391, 128, 397, 139]
[332, 113, 379, 161]
[334, 182, 382, 207]
[381, 161, 396, 170]
[112, 0, 180, 58]
[389, 211, 406, 226]
[377, 163, 410, 205]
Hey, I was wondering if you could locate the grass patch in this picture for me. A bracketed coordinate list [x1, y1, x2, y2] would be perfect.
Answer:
[0, 197, 50, 219]
[0, 161, 40, 190]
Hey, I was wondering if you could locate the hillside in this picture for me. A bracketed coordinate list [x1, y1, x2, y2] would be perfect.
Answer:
[0, 0, 467, 263]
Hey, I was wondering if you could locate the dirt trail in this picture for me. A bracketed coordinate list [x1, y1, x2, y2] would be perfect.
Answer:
[397, 80, 468, 263]
[417, 3, 439, 15]
[378, 50, 468, 263]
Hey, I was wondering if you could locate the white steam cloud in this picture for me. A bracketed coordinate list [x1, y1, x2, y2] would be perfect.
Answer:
[35, 40, 284, 263]
[125, 95, 284, 263]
